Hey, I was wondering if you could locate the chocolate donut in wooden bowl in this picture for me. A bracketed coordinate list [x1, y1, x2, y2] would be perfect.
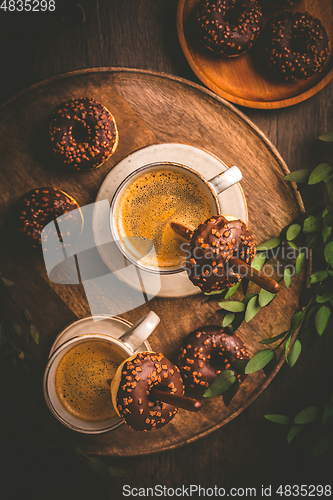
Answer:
[196, 0, 263, 57]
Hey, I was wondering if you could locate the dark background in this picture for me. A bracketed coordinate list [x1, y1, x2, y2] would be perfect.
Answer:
[0, 1, 332, 498]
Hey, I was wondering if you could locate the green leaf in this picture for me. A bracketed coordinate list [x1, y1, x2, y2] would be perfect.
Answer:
[311, 435, 333, 458]
[290, 310, 305, 333]
[204, 289, 224, 296]
[0, 277, 14, 286]
[256, 238, 280, 251]
[242, 292, 258, 305]
[296, 252, 306, 275]
[319, 131, 333, 142]
[29, 325, 39, 344]
[21, 309, 33, 326]
[11, 322, 22, 336]
[324, 241, 333, 265]
[284, 170, 310, 183]
[264, 414, 291, 425]
[227, 311, 245, 334]
[302, 304, 319, 328]
[287, 340, 302, 367]
[288, 241, 299, 250]
[308, 162, 331, 185]
[286, 224, 301, 241]
[222, 312, 235, 327]
[309, 270, 328, 284]
[303, 215, 321, 234]
[251, 252, 266, 271]
[316, 290, 333, 303]
[203, 370, 236, 398]
[260, 331, 288, 345]
[245, 295, 261, 322]
[285, 334, 292, 360]
[315, 306, 331, 335]
[284, 268, 293, 288]
[294, 406, 321, 424]
[224, 281, 241, 298]
[263, 351, 277, 375]
[259, 289, 276, 307]
[323, 211, 333, 227]
[218, 301, 245, 313]
[322, 225, 332, 243]
[322, 403, 333, 425]
[287, 425, 304, 444]
[222, 379, 240, 407]
[244, 349, 275, 374]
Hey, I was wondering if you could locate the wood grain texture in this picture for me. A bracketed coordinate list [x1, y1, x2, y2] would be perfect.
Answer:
[0, 68, 307, 456]
[0, 1, 332, 496]
[177, 0, 333, 108]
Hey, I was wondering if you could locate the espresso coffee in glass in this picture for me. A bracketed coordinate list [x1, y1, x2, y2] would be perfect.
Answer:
[111, 162, 242, 274]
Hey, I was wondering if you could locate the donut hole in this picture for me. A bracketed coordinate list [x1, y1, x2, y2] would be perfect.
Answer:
[208, 350, 226, 370]
[71, 121, 91, 143]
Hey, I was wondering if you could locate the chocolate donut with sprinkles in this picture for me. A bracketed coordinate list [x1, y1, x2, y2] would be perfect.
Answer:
[179, 326, 250, 393]
[262, 11, 329, 81]
[111, 352, 184, 432]
[49, 97, 118, 170]
[197, 0, 263, 57]
[16, 187, 83, 249]
[187, 215, 256, 293]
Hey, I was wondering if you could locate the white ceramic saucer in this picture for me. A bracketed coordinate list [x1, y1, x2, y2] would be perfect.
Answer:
[93, 143, 248, 298]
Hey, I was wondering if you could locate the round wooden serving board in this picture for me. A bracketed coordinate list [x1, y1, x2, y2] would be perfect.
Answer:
[0, 68, 306, 456]
[177, 0, 333, 109]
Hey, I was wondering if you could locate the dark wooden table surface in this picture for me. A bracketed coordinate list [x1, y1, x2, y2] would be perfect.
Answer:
[1, 1, 332, 498]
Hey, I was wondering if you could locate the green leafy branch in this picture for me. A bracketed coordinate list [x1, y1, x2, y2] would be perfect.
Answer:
[265, 391, 333, 458]
[203, 132, 333, 423]
[0, 272, 39, 368]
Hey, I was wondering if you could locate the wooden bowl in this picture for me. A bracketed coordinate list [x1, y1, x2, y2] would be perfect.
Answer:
[177, 0, 333, 108]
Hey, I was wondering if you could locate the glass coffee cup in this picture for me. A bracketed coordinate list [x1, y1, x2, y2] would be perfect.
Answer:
[43, 311, 159, 434]
[110, 161, 242, 275]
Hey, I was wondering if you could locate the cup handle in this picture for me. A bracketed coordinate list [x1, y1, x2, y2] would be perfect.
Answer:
[208, 166, 242, 195]
[118, 311, 160, 353]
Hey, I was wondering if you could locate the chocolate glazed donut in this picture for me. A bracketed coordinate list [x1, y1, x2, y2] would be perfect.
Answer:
[111, 352, 184, 432]
[16, 187, 83, 249]
[187, 215, 256, 293]
[179, 326, 250, 393]
[262, 11, 329, 81]
[49, 97, 118, 170]
[197, 0, 263, 57]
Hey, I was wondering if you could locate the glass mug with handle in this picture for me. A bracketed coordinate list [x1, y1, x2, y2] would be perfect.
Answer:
[110, 161, 242, 274]
[43, 311, 160, 434]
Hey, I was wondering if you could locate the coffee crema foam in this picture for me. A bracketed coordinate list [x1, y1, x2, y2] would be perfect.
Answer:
[116, 169, 216, 268]
[55, 340, 126, 422]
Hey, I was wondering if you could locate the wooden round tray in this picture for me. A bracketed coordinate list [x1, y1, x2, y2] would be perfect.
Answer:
[0, 68, 306, 456]
[177, 0, 333, 109]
